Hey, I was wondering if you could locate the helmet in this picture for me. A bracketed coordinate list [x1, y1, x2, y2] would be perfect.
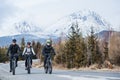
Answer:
[27, 42, 31, 45]
[12, 39, 17, 43]
[46, 39, 52, 46]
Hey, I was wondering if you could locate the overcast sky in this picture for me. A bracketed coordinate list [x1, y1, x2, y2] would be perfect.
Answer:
[0, 0, 120, 36]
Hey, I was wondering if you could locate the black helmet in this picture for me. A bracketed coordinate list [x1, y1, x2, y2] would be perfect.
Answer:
[27, 42, 31, 45]
[12, 39, 17, 43]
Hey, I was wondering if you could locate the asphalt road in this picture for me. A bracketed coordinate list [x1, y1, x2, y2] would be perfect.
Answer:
[0, 60, 120, 80]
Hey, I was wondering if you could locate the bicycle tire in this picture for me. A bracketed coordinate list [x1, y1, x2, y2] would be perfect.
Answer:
[12, 60, 15, 75]
[27, 57, 31, 74]
[48, 62, 52, 74]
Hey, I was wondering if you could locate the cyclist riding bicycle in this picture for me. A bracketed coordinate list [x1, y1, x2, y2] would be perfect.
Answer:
[6, 39, 21, 72]
[22, 42, 36, 70]
[42, 39, 56, 68]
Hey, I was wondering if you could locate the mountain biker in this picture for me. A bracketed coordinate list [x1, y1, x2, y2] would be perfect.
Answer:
[22, 42, 36, 70]
[42, 39, 56, 68]
[6, 39, 21, 72]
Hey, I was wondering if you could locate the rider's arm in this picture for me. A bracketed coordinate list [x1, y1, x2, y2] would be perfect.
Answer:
[6, 45, 11, 56]
[51, 47, 56, 55]
[22, 47, 26, 55]
[31, 47, 35, 55]
[17, 45, 21, 54]
[42, 47, 45, 56]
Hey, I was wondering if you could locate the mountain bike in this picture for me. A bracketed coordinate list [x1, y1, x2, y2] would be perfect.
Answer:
[44, 54, 52, 74]
[26, 53, 32, 74]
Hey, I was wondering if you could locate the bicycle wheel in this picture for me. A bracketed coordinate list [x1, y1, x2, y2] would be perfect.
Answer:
[27, 58, 31, 74]
[12, 59, 15, 75]
[45, 64, 48, 74]
[48, 62, 52, 74]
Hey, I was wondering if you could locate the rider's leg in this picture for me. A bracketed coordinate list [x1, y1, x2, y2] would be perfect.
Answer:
[44, 55, 48, 68]
[25, 56, 27, 67]
[25, 55, 28, 70]
[30, 55, 32, 64]
[16, 56, 18, 67]
[30, 55, 32, 68]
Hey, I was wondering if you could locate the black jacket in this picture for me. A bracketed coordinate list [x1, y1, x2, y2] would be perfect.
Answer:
[7, 44, 21, 56]
[42, 45, 55, 56]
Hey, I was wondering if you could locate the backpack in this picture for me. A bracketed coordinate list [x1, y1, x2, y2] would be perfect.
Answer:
[25, 46, 33, 55]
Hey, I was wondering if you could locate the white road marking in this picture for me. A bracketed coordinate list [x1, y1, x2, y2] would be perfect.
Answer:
[57, 74, 120, 80]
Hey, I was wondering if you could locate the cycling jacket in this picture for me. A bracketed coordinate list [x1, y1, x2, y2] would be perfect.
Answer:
[7, 44, 21, 55]
[22, 46, 35, 55]
[42, 45, 55, 56]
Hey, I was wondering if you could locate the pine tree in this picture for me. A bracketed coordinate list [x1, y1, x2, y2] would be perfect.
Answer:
[103, 42, 109, 61]
[20, 37, 25, 60]
[32, 40, 37, 59]
[36, 41, 41, 59]
[73, 23, 87, 68]
[54, 37, 66, 67]
[87, 27, 101, 66]
[21, 37, 25, 52]
[65, 24, 77, 68]
[87, 27, 95, 65]
[32, 40, 36, 50]
[64, 22, 87, 68]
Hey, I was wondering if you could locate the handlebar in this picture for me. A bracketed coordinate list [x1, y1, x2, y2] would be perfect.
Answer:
[13, 53, 19, 57]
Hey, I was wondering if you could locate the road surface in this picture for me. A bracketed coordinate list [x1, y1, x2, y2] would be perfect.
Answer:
[0, 60, 120, 80]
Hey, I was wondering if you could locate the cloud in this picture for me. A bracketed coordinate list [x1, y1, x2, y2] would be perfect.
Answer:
[0, 0, 120, 36]
[0, 0, 61, 36]
[7, 0, 60, 9]
[0, 0, 61, 26]
[0, 0, 17, 25]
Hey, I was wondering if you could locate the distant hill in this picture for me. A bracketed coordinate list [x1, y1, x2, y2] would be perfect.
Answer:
[0, 34, 58, 47]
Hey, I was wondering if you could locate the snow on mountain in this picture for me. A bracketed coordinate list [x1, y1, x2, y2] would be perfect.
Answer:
[13, 21, 59, 39]
[14, 21, 42, 34]
[0, 10, 113, 46]
[1, 10, 111, 37]
[45, 10, 111, 37]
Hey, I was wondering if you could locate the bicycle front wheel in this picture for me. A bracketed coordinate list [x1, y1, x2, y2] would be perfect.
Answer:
[44, 64, 48, 74]
[27, 58, 31, 74]
[48, 62, 52, 74]
[12, 60, 16, 75]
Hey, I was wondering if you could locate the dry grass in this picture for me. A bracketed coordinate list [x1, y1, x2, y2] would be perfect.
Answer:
[32, 61, 43, 68]
[32, 62, 120, 72]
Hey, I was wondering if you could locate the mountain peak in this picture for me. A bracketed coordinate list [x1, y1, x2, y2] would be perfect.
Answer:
[69, 10, 108, 26]
[46, 10, 111, 37]
[14, 21, 42, 34]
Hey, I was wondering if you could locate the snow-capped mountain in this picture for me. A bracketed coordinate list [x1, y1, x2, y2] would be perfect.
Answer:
[1, 10, 111, 37]
[14, 21, 42, 34]
[0, 10, 113, 46]
[14, 21, 58, 39]
[45, 10, 111, 37]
